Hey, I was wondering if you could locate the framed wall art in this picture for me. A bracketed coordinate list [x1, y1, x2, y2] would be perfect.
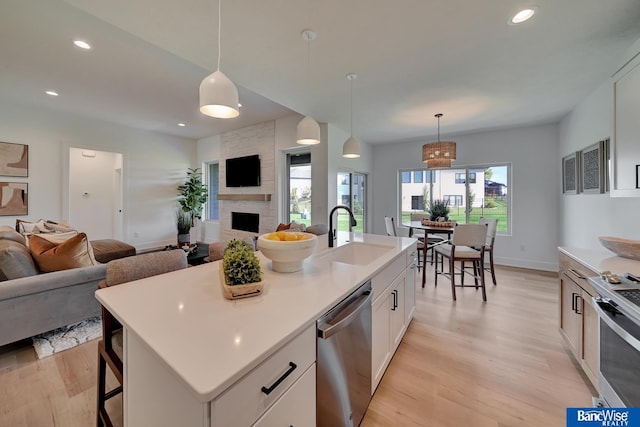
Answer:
[562, 152, 580, 194]
[0, 182, 28, 216]
[580, 141, 605, 194]
[0, 142, 28, 177]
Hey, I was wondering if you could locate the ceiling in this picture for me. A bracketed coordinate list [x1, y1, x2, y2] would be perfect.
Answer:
[1, 0, 640, 145]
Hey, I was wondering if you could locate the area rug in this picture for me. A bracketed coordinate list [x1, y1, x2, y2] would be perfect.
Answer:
[32, 316, 102, 359]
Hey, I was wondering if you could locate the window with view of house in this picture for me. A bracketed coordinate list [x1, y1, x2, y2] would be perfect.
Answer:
[399, 165, 510, 234]
[207, 162, 219, 220]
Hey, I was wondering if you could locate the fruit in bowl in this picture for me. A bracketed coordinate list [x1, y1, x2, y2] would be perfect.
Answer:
[257, 232, 318, 273]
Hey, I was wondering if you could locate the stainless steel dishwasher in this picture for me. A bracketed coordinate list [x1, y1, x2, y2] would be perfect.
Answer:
[317, 281, 373, 426]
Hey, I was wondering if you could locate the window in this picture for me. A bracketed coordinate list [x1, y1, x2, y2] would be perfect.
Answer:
[399, 165, 510, 234]
[413, 171, 423, 183]
[401, 171, 411, 183]
[411, 195, 423, 210]
[444, 195, 463, 206]
[207, 162, 219, 220]
[286, 151, 311, 226]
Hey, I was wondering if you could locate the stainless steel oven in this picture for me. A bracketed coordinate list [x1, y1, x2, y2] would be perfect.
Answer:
[593, 294, 640, 407]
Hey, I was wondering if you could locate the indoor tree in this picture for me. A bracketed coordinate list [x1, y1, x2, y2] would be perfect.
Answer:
[177, 168, 208, 227]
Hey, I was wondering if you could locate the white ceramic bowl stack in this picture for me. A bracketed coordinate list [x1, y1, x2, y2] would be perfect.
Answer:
[257, 232, 318, 273]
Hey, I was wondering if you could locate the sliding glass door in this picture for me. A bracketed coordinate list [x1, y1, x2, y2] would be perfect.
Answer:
[337, 172, 366, 233]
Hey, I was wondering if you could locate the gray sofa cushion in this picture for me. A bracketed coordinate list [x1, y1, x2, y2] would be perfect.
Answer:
[0, 239, 38, 281]
[0, 229, 27, 245]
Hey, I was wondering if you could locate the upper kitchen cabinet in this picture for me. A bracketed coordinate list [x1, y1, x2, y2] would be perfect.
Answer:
[612, 51, 640, 197]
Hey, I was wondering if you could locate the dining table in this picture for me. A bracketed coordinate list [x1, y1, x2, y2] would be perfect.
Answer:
[402, 221, 455, 287]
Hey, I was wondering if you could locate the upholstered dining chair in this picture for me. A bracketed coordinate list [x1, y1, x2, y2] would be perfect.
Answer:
[96, 250, 188, 427]
[479, 217, 498, 285]
[434, 223, 488, 301]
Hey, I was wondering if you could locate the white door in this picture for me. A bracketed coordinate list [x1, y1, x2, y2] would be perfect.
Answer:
[68, 148, 123, 240]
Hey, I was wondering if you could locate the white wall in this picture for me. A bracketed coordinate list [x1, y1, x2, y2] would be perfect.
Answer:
[559, 38, 640, 248]
[0, 102, 196, 250]
[372, 123, 560, 271]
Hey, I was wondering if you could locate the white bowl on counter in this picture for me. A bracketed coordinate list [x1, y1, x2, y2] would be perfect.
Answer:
[257, 232, 318, 273]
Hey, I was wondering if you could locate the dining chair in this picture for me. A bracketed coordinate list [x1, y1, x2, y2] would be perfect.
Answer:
[96, 250, 188, 427]
[434, 223, 488, 301]
[479, 217, 498, 285]
[385, 216, 423, 271]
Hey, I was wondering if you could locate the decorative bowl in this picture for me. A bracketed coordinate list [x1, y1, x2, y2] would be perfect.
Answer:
[599, 236, 640, 261]
[257, 232, 318, 273]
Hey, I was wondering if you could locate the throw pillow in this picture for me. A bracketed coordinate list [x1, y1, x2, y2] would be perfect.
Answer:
[276, 223, 291, 231]
[0, 229, 27, 245]
[16, 219, 49, 234]
[29, 232, 98, 272]
[289, 221, 306, 232]
[0, 239, 38, 280]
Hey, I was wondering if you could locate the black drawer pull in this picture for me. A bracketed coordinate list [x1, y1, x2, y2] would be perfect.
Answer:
[261, 362, 297, 395]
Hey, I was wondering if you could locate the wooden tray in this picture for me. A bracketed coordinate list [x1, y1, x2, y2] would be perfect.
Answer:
[421, 219, 455, 228]
[219, 268, 263, 300]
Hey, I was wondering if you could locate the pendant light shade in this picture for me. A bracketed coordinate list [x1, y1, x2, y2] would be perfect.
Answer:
[199, 70, 239, 118]
[199, 0, 239, 119]
[297, 30, 320, 145]
[342, 73, 360, 159]
[422, 113, 456, 169]
[342, 135, 361, 158]
[297, 115, 321, 145]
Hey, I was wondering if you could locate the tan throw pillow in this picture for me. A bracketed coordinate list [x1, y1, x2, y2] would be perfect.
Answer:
[29, 232, 98, 272]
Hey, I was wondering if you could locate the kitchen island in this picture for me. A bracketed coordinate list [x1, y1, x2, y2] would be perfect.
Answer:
[95, 232, 417, 426]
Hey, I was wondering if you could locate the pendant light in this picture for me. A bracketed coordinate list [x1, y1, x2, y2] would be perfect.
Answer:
[296, 30, 321, 145]
[199, 0, 239, 119]
[342, 73, 361, 158]
[422, 113, 456, 169]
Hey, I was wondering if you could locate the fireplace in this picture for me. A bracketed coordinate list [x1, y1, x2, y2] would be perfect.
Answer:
[231, 212, 259, 233]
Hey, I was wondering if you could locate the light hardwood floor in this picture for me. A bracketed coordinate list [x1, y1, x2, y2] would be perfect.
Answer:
[0, 265, 593, 426]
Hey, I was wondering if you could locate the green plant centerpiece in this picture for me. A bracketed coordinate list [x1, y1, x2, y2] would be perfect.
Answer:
[176, 208, 192, 246]
[177, 168, 208, 227]
[220, 239, 263, 300]
[427, 199, 450, 221]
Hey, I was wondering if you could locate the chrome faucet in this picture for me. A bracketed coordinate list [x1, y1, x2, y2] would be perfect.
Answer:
[328, 205, 357, 247]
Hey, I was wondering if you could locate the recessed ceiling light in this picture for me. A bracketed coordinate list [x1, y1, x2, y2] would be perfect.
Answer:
[178, 123, 186, 127]
[238, 103, 242, 108]
[45, 91, 59, 96]
[510, 8, 536, 24]
[73, 40, 92, 50]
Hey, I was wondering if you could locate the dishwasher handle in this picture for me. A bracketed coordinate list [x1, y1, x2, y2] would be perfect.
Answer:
[317, 290, 372, 340]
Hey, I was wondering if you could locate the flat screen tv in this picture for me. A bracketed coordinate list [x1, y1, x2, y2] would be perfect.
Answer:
[226, 154, 261, 187]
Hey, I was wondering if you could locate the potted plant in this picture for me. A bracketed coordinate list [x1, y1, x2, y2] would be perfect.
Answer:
[220, 239, 263, 300]
[176, 208, 191, 246]
[177, 168, 208, 227]
[427, 199, 450, 221]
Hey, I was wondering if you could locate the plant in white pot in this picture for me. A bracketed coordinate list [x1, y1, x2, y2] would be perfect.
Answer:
[176, 208, 191, 246]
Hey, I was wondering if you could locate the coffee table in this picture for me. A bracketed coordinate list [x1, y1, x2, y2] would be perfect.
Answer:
[187, 242, 209, 265]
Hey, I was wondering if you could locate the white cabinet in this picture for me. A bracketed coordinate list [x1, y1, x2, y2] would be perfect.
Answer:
[371, 243, 417, 394]
[612, 49, 640, 197]
[124, 324, 316, 427]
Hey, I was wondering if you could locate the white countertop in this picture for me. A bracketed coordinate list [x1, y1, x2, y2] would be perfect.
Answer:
[95, 232, 415, 403]
[559, 246, 640, 275]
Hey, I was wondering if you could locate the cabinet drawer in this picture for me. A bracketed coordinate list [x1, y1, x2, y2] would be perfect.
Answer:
[252, 364, 316, 427]
[371, 254, 405, 302]
[212, 324, 315, 427]
[560, 253, 597, 296]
